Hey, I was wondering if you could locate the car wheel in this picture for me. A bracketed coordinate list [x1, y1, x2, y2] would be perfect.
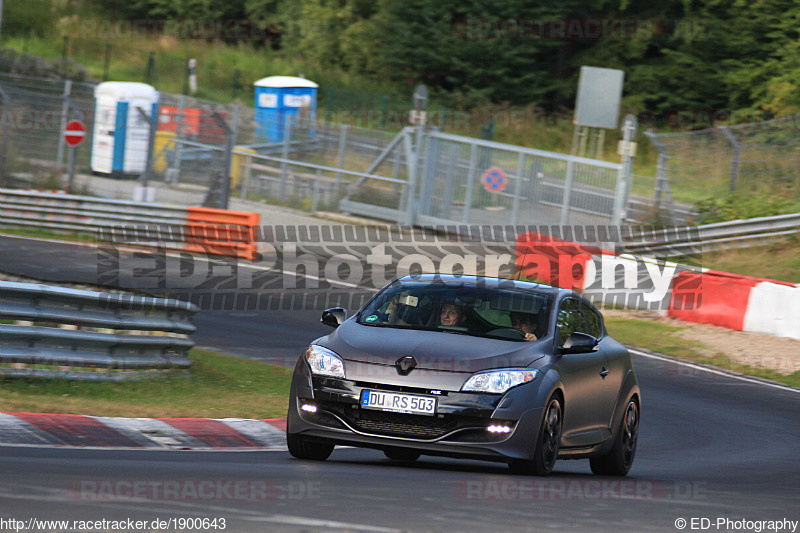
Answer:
[510, 395, 562, 476]
[383, 448, 421, 461]
[287, 433, 334, 461]
[590, 398, 639, 476]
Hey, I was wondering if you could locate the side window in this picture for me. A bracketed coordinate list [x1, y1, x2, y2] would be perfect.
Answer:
[582, 303, 603, 338]
[556, 299, 590, 346]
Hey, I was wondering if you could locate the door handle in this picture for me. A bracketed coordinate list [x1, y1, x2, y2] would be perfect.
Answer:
[600, 367, 609, 378]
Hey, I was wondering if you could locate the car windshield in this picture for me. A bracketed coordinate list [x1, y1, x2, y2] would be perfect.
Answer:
[357, 280, 553, 341]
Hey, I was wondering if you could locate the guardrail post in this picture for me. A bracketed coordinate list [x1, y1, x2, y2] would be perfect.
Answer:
[612, 114, 637, 226]
[137, 104, 159, 190]
[240, 152, 253, 200]
[335, 124, 348, 195]
[404, 127, 422, 226]
[56, 80, 72, 169]
[167, 94, 186, 184]
[559, 161, 575, 226]
[280, 117, 292, 200]
[220, 104, 239, 210]
[511, 152, 525, 225]
[462, 143, 478, 224]
[719, 126, 741, 192]
[312, 168, 322, 214]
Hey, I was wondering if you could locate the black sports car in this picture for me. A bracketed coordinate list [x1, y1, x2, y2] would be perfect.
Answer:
[287, 275, 640, 476]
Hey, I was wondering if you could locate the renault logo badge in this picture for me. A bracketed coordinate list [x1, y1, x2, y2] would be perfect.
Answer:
[395, 356, 417, 375]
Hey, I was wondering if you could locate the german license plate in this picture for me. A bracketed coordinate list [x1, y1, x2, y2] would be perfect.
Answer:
[360, 390, 437, 416]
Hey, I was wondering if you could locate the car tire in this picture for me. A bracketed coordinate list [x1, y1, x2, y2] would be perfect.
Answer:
[383, 448, 421, 461]
[590, 398, 639, 476]
[510, 395, 562, 476]
[287, 433, 334, 461]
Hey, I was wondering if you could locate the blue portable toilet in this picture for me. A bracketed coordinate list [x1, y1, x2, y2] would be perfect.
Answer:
[90, 82, 159, 178]
[254, 76, 318, 143]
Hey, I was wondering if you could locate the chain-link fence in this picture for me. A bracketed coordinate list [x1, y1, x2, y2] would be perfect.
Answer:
[0, 72, 637, 228]
[645, 114, 800, 222]
[0, 73, 95, 187]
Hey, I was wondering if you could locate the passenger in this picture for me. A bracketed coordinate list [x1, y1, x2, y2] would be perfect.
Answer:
[510, 311, 538, 341]
[385, 293, 413, 325]
[440, 303, 467, 327]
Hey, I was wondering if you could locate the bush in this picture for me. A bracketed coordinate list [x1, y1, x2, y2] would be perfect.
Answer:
[0, 48, 94, 82]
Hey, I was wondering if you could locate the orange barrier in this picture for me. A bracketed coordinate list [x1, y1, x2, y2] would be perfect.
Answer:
[184, 207, 260, 260]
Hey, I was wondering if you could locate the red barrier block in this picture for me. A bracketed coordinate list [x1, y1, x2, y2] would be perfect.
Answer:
[669, 271, 759, 331]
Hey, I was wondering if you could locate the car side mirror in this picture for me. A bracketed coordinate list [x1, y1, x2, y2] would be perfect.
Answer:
[321, 307, 347, 328]
[559, 332, 599, 355]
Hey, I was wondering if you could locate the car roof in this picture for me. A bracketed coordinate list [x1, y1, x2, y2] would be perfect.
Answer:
[395, 274, 567, 296]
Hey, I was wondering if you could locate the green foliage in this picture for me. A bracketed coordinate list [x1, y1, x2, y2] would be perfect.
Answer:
[2, 0, 58, 37]
[694, 193, 800, 224]
[7, 0, 800, 122]
[372, 0, 578, 105]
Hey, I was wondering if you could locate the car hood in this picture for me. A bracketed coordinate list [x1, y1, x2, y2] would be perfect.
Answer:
[320, 320, 545, 374]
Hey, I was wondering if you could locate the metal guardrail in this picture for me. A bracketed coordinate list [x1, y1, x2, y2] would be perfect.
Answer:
[622, 213, 800, 257]
[0, 280, 198, 380]
[0, 188, 187, 236]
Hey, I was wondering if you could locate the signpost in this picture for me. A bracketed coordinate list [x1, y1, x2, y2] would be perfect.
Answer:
[405, 84, 429, 225]
[63, 120, 85, 193]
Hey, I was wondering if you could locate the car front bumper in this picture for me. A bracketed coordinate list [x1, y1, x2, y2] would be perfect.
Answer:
[287, 371, 547, 463]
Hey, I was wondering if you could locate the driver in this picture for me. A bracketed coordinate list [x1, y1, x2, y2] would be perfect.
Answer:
[510, 311, 538, 341]
[440, 302, 466, 326]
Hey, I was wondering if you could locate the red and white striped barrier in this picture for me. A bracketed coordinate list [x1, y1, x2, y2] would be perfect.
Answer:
[515, 232, 800, 340]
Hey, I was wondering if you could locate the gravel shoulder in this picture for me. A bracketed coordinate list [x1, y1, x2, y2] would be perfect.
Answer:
[603, 308, 800, 376]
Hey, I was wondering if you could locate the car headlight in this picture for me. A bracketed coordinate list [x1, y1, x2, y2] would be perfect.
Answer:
[461, 368, 537, 394]
[304, 345, 345, 378]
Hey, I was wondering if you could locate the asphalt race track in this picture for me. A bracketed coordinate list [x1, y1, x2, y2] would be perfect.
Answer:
[1, 234, 799, 532]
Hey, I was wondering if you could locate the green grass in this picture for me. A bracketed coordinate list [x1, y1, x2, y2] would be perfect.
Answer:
[692, 237, 800, 283]
[604, 315, 800, 388]
[604, 316, 708, 360]
[2, 33, 403, 108]
[665, 236, 800, 283]
[0, 227, 96, 243]
[0, 348, 293, 418]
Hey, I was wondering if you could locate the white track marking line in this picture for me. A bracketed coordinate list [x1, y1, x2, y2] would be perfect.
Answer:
[245, 514, 404, 532]
[629, 348, 800, 394]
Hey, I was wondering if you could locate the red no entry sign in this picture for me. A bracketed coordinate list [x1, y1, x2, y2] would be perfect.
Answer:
[64, 120, 86, 147]
[482, 167, 507, 193]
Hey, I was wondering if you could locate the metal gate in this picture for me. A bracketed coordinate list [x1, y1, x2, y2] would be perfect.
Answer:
[340, 128, 629, 227]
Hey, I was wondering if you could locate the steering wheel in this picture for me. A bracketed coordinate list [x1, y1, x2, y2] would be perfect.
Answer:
[486, 327, 527, 340]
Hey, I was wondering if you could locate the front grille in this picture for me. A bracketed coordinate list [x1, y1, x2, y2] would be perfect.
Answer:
[352, 410, 458, 439]
[317, 400, 483, 440]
